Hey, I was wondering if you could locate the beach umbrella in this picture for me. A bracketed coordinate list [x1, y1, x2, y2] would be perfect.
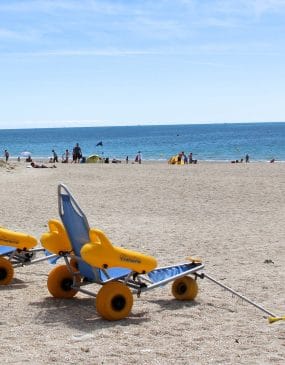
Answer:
[20, 151, 32, 157]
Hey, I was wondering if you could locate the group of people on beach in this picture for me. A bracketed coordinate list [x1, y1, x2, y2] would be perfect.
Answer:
[177, 152, 197, 164]
[48, 145, 142, 165]
[29, 143, 82, 168]
[3, 147, 276, 165]
[2, 143, 83, 166]
[231, 154, 275, 163]
[10, 143, 83, 168]
[231, 154, 250, 164]
[50, 143, 82, 164]
[26, 144, 141, 166]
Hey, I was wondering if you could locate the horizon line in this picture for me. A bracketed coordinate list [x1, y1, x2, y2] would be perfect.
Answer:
[0, 120, 285, 131]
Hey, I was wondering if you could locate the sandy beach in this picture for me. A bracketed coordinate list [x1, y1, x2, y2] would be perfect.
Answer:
[0, 160, 284, 364]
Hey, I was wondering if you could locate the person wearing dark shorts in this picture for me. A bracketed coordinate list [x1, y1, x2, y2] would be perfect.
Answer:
[73, 143, 82, 163]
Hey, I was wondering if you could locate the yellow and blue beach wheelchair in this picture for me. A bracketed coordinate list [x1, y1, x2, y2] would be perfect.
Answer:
[0, 227, 58, 285]
[2, 183, 282, 323]
[40, 184, 204, 321]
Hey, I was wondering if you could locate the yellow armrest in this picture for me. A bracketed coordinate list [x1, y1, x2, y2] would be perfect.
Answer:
[0, 226, 37, 250]
[81, 228, 157, 273]
[40, 219, 71, 254]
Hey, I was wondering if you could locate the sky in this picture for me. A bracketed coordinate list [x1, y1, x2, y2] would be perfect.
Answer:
[0, 0, 285, 129]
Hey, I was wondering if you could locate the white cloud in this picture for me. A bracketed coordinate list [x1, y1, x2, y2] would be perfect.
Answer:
[213, 0, 285, 17]
[177, 0, 285, 21]
[1, 47, 165, 58]
[0, 0, 81, 12]
[0, 0, 125, 14]
[1, 0, 285, 16]
[0, 1, 284, 59]
[250, 0, 285, 16]
[0, 28, 30, 40]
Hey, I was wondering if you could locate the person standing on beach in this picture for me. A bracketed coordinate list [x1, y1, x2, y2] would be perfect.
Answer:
[189, 152, 193, 164]
[73, 143, 82, 163]
[134, 152, 142, 163]
[245, 154, 249, 163]
[4, 149, 9, 162]
[188, 152, 197, 164]
[62, 149, 69, 163]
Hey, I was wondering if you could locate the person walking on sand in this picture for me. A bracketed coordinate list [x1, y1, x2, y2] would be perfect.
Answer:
[4, 149, 9, 162]
[245, 154, 249, 163]
[52, 149, 58, 163]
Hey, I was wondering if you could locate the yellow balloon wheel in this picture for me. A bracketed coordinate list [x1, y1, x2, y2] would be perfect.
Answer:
[47, 265, 80, 298]
[96, 282, 133, 320]
[0, 256, 14, 285]
[172, 276, 198, 300]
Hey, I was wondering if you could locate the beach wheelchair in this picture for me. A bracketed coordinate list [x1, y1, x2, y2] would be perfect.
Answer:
[40, 184, 204, 321]
[0, 227, 59, 285]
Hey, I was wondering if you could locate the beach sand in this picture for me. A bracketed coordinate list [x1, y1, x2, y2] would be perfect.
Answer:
[0, 160, 284, 364]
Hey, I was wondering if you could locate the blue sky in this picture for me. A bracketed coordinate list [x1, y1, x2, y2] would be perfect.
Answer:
[0, 0, 285, 129]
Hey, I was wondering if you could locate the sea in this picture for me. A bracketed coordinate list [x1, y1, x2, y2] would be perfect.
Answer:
[0, 122, 284, 162]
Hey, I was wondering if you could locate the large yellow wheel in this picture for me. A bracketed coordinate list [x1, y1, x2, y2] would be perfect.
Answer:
[47, 265, 80, 298]
[172, 276, 198, 300]
[0, 257, 14, 285]
[96, 282, 133, 321]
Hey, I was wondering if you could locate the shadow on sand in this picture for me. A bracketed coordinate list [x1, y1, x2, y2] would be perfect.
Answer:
[30, 296, 151, 331]
[29, 293, 201, 332]
[0, 277, 29, 290]
[148, 297, 199, 312]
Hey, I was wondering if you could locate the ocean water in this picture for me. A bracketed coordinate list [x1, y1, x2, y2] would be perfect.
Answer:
[0, 122, 284, 162]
